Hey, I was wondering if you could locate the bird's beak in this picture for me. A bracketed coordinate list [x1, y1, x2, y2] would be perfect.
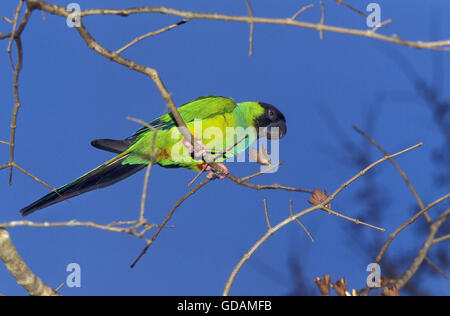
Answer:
[266, 121, 287, 140]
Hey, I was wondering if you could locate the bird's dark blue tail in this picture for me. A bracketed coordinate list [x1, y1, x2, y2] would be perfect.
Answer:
[20, 154, 145, 216]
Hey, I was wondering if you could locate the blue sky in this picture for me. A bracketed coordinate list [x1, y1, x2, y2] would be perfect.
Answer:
[1, 0, 449, 295]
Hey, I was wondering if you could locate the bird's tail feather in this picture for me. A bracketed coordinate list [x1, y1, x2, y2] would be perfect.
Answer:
[20, 153, 146, 216]
[91, 137, 137, 154]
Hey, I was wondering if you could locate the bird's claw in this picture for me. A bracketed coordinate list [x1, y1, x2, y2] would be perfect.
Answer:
[182, 137, 207, 160]
[206, 163, 229, 179]
[183, 138, 229, 179]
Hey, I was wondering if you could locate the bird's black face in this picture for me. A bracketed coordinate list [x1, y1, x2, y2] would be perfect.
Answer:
[255, 102, 287, 140]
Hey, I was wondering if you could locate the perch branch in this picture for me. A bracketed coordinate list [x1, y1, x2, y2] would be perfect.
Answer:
[0, 228, 60, 296]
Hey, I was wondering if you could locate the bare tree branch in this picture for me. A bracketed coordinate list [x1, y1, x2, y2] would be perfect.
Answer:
[22, 0, 450, 51]
[395, 207, 450, 289]
[352, 125, 431, 223]
[223, 142, 422, 295]
[0, 228, 60, 296]
[5, 4, 32, 185]
[374, 193, 450, 266]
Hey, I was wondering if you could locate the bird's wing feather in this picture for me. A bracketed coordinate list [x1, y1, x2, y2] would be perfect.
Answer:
[133, 96, 236, 137]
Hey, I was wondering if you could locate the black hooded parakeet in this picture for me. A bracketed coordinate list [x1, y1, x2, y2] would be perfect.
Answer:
[20, 96, 287, 216]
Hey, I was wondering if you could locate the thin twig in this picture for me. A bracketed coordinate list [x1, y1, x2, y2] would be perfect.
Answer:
[374, 193, 449, 265]
[7, 0, 24, 56]
[238, 162, 282, 182]
[116, 19, 188, 54]
[424, 257, 450, 282]
[291, 4, 315, 20]
[290, 200, 314, 242]
[245, 0, 254, 56]
[2, 16, 14, 24]
[319, 2, 325, 40]
[263, 199, 271, 229]
[12, 162, 58, 193]
[54, 282, 65, 292]
[369, 19, 392, 34]
[139, 163, 154, 222]
[334, 0, 367, 18]
[325, 143, 423, 203]
[432, 234, 450, 246]
[0, 218, 170, 252]
[130, 178, 211, 268]
[352, 125, 431, 224]
[127, 116, 162, 221]
[8, 36, 23, 185]
[0, 219, 153, 232]
[228, 173, 313, 193]
[5, 6, 32, 185]
[188, 163, 208, 187]
[126, 116, 158, 132]
[322, 207, 385, 232]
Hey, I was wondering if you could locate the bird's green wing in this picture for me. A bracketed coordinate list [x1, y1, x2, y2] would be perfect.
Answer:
[133, 96, 236, 137]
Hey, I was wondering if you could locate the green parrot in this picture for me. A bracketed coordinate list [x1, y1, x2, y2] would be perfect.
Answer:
[20, 96, 287, 216]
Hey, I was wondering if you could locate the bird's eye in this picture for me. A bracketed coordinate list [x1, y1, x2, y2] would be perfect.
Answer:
[268, 109, 275, 119]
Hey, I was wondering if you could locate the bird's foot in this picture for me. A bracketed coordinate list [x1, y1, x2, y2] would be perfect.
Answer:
[182, 137, 207, 160]
[206, 163, 229, 179]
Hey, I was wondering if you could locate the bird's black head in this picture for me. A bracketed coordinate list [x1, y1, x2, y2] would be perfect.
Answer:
[255, 102, 287, 139]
